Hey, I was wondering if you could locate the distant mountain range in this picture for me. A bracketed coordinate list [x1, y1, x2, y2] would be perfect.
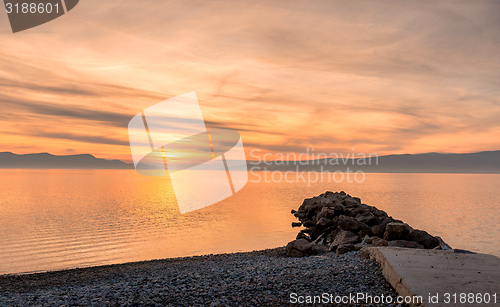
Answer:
[249, 150, 500, 174]
[0, 152, 133, 169]
[1, 150, 499, 173]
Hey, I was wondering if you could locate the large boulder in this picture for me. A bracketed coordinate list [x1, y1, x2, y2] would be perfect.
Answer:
[371, 222, 388, 236]
[315, 207, 336, 221]
[343, 196, 361, 207]
[296, 232, 311, 241]
[356, 214, 381, 227]
[338, 215, 369, 233]
[303, 220, 315, 228]
[325, 227, 343, 244]
[332, 203, 347, 216]
[324, 191, 347, 203]
[286, 239, 325, 257]
[310, 218, 335, 240]
[336, 244, 361, 255]
[329, 230, 360, 251]
[316, 216, 334, 227]
[406, 229, 440, 249]
[300, 197, 318, 211]
[371, 208, 388, 217]
[383, 222, 412, 241]
[371, 237, 389, 246]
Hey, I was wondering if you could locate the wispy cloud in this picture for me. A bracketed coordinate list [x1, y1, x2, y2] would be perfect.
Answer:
[0, 0, 499, 161]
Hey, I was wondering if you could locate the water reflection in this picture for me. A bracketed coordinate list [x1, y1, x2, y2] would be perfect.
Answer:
[0, 170, 499, 274]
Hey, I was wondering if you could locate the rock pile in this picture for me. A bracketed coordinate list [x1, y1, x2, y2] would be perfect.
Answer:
[286, 191, 451, 257]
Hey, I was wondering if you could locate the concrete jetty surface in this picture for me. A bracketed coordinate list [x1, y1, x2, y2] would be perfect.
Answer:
[368, 247, 500, 307]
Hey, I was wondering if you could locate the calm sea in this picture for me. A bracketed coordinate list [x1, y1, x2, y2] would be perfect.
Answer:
[0, 170, 499, 275]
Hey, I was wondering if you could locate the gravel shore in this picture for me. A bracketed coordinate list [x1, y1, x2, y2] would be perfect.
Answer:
[0, 247, 400, 307]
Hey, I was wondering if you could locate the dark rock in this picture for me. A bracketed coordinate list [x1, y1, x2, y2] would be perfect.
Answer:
[371, 208, 388, 217]
[296, 232, 311, 241]
[313, 235, 325, 245]
[356, 214, 381, 226]
[303, 220, 315, 228]
[343, 196, 361, 208]
[357, 229, 371, 239]
[371, 222, 388, 236]
[336, 244, 361, 255]
[291, 209, 297, 214]
[383, 222, 412, 241]
[316, 217, 333, 227]
[286, 240, 308, 257]
[310, 221, 332, 240]
[325, 227, 343, 244]
[324, 191, 347, 203]
[349, 207, 371, 217]
[293, 211, 307, 219]
[382, 216, 396, 223]
[320, 226, 339, 243]
[434, 236, 452, 250]
[286, 239, 318, 257]
[406, 230, 440, 249]
[291, 222, 302, 227]
[313, 226, 336, 245]
[361, 235, 372, 244]
[311, 244, 326, 255]
[301, 198, 316, 210]
[388, 240, 424, 249]
[310, 204, 325, 213]
[314, 210, 326, 221]
[371, 237, 389, 247]
[332, 203, 347, 216]
[338, 215, 369, 233]
[315, 207, 336, 221]
[355, 209, 372, 217]
[329, 230, 359, 251]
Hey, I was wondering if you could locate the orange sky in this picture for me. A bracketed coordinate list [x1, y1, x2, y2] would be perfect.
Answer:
[0, 0, 499, 162]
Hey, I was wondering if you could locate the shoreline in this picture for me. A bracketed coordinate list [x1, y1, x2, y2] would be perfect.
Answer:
[0, 247, 287, 288]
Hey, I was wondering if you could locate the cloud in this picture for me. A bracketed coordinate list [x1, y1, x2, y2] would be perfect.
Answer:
[30, 130, 130, 146]
[0, 0, 500, 159]
[0, 96, 132, 127]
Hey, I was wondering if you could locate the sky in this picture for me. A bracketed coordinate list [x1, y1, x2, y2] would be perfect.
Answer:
[0, 0, 499, 162]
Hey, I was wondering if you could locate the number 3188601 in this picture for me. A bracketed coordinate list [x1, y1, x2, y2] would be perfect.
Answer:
[6, 3, 60, 14]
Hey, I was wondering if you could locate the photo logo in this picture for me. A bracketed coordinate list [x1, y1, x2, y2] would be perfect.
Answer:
[4, 0, 79, 33]
[128, 92, 248, 214]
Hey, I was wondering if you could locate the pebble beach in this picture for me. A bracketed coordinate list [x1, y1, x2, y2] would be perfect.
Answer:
[0, 247, 399, 307]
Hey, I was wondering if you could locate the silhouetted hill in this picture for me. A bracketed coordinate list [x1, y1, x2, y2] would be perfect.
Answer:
[0, 152, 133, 169]
[2, 150, 500, 172]
[248, 150, 500, 174]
